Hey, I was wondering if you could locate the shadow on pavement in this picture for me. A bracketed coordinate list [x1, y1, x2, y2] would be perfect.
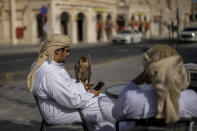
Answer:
[0, 120, 39, 131]
[0, 120, 83, 131]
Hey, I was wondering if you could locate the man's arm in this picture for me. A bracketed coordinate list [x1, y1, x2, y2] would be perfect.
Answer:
[44, 74, 95, 109]
[132, 69, 148, 85]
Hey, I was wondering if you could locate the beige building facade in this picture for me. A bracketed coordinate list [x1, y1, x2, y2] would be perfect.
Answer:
[116, 0, 192, 39]
[0, 0, 117, 45]
[0, 0, 192, 45]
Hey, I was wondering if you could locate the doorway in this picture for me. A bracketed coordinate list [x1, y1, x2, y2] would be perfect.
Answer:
[36, 13, 47, 41]
[96, 13, 103, 41]
[116, 15, 125, 32]
[77, 13, 85, 42]
[61, 12, 70, 35]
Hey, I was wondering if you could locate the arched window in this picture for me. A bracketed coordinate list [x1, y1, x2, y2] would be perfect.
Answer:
[106, 14, 112, 40]
[61, 12, 70, 35]
[36, 13, 47, 41]
[96, 14, 103, 41]
[116, 15, 125, 32]
[77, 13, 85, 42]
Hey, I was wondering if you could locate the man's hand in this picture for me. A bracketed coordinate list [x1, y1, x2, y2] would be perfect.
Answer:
[89, 88, 101, 97]
[133, 68, 148, 85]
[82, 83, 94, 91]
[82, 82, 89, 90]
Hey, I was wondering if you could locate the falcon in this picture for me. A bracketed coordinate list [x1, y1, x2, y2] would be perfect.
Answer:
[75, 55, 91, 85]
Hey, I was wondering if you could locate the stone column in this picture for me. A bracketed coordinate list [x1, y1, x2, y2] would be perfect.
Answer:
[86, 9, 96, 43]
[1, 5, 6, 43]
[102, 13, 107, 42]
[92, 12, 97, 43]
[48, 1, 55, 36]
[10, 0, 17, 45]
[71, 11, 77, 44]
[111, 13, 116, 36]
[23, 4, 32, 44]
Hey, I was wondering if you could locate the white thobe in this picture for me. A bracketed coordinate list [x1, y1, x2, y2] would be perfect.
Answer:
[112, 81, 197, 131]
[33, 60, 114, 131]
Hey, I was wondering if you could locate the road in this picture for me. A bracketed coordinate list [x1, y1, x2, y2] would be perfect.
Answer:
[0, 41, 197, 72]
[0, 45, 143, 73]
[0, 40, 197, 85]
[0, 44, 144, 85]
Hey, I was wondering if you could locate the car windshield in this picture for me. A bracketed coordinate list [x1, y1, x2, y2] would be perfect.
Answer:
[119, 30, 134, 34]
[183, 27, 197, 31]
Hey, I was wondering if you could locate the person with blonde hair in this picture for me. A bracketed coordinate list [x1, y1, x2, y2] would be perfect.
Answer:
[27, 34, 115, 131]
[112, 45, 197, 130]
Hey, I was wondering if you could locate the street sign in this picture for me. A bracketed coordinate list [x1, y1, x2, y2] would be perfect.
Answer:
[41, 6, 47, 16]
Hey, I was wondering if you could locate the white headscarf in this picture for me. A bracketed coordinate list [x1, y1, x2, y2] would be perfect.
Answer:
[144, 45, 191, 123]
[27, 34, 72, 92]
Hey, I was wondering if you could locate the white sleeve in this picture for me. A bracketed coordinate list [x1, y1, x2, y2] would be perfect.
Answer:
[112, 81, 137, 119]
[43, 72, 94, 109]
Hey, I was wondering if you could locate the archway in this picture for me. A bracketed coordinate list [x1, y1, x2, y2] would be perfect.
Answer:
[96, 13, 103, 41]
[143, 16, 149, 32]
[61, 12, 70, 35]
[36, 13, 47, 41]
[129, 15, 136, 29]
[116, 15, 125, 32]
[138, 15, 143, 32]
[77, 13, 85, 42]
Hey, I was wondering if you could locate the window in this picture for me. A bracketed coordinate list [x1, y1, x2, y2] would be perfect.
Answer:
[167, 0, 171, 9]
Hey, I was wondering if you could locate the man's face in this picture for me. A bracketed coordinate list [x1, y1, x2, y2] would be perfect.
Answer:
[56, 47, 70, 63]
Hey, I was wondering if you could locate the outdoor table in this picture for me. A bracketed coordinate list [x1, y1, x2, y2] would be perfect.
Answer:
[105, 84, 126, 99]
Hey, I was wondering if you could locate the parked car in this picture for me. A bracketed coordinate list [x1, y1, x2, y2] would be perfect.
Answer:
[179, 26, 197, 42]
[111, 30, 143, 45]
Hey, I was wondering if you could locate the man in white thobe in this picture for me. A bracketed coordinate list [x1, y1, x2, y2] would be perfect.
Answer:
[27, 34, 115, 131]
[112, 45, 197, 131]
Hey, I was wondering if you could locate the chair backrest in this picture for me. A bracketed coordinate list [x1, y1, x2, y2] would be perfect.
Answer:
[33, 95, 52, 126]
[116, 117, 197, 131]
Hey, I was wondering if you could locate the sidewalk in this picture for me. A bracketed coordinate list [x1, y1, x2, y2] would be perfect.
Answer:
[0, 54, 144, 131]
[0, 42, 109, 56]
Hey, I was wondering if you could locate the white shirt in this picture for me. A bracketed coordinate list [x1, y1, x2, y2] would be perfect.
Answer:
[33, 60, 115, 131]
[112, 81, 197, 120]
[33, 60, 94, 125]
